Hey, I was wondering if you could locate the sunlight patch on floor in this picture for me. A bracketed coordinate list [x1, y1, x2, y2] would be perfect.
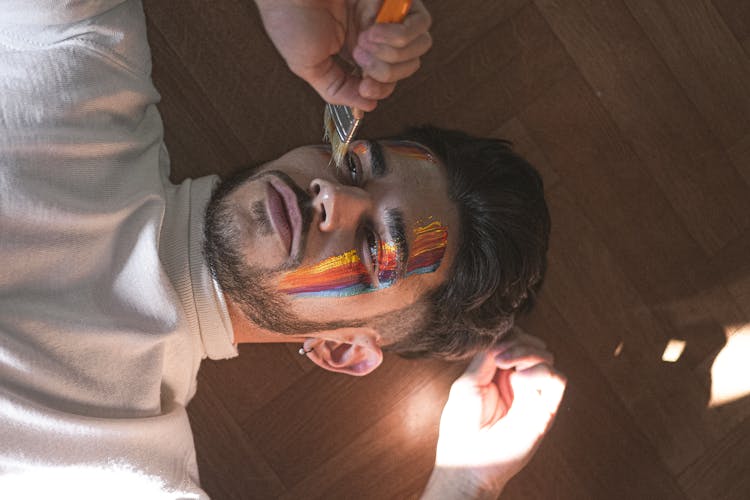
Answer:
[709, 324, 750, 408]
[661, 339, 686, 363]
[613, 340, 624, 357]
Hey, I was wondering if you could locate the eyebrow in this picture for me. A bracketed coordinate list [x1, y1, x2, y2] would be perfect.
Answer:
[384, 208, 408, 279]
[368, 140, 388, 178]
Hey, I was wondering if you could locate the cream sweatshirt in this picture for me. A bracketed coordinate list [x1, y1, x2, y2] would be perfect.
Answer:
[0, 1, 237, 498]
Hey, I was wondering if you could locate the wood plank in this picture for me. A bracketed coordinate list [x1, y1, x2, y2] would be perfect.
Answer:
[726, 271, 750, 323]
[242, 355, 465, 489]
[499, 302, 687, 500]
[187, 378, 286, 499]
[520, 72, 721, 319]
[195, 344, 312, 426]
[728, 130, 750, 188]
[145, 0, 324, 164]
[366, 4, 573, 138]
[280, 373, 456, 500]
[624, 0, 750, 147]
[146, 15, 251, 182]
[533, 0, 750, 256]
[679, 414, 750, 500]
[712, 0, 750, 42]
[521, 72, 750, 472]
[493, 117, 561, 189]
[540, 182, 720, 473]
[701, 229, 750, 321]
[385, 0, 529, 97]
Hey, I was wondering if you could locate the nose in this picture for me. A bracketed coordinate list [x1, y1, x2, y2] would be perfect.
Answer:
[310, 178, 372, 232]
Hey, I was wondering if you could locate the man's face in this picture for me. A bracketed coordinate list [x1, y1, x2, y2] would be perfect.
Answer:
[208, 139, 459, 333]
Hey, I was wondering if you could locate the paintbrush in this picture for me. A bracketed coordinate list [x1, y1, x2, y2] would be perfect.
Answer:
[323, 0, 413, 167]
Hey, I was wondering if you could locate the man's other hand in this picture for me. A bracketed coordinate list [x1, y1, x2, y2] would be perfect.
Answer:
[422, 329, 567, 499]
[256, 0, 432, 111]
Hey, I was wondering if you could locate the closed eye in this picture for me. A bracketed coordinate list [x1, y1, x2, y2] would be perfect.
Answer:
[342, 150, 363, 186]
[359, 226, 381, 286]
[366, 229, 379, 274]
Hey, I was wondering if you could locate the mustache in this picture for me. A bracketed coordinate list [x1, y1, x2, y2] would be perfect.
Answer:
[251, 200, 273, 236]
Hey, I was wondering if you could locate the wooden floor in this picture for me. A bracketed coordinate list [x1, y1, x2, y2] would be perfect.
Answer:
[143, 0, 750, 498]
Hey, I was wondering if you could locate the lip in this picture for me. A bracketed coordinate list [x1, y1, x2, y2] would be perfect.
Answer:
[266, 176, 302, 258]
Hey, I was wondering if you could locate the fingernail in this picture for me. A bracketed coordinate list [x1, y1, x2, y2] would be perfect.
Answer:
[353, 47, 372, 67]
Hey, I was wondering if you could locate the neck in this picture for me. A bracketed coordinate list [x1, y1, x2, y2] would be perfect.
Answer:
[225, 295, 306, 344]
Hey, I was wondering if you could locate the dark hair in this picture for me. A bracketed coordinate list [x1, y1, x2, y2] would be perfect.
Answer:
[382, 126, 550, 359]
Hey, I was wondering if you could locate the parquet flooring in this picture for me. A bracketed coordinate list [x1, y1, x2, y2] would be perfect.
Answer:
[142, 0, 750, 498]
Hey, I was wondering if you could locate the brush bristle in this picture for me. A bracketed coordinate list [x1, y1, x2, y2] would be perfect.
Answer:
[322, 105, 334, 143]
[323, 105, 348, 169]
[331, 140, 348, 168]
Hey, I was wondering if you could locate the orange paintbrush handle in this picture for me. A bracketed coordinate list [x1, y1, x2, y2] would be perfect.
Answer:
[375, 0, 412, 24]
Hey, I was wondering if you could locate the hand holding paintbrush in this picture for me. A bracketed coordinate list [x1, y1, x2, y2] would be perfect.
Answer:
[256, 0, 432, 159]
[324, 0, 415, 167]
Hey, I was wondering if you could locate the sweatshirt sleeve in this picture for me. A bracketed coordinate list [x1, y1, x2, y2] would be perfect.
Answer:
[0, 0, 130, 27]
[0, 0, 152, 77]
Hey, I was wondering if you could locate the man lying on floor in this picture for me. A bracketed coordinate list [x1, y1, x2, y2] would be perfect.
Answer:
[0, 0, 565, 498]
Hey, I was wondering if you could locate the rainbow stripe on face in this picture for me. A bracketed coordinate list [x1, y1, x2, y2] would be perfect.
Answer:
[277, 249, 370, 297]
[406, 221, 449, 275]
[383, 140, 436, 163]
[351, 142, 368, 155]
[278, 221, 448, 298]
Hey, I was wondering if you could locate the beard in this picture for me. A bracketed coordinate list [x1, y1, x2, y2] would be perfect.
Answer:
[202, 168, 361, 334]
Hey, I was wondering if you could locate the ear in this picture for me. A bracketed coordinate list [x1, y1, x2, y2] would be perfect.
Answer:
[302, 329, 383, 377]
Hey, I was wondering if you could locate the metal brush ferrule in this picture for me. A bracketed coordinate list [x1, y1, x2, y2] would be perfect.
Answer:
[327, 104, 362, 144]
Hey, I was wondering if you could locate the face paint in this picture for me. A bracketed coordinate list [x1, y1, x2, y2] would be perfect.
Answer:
[279, 220, 449, 298]
[278, 249, 371, 297]
[406, 221, 448, 275]
[351, 142, 368, 155]
[277, 241, 400, 298]
[383, 140, 436, 164]
[376, 241, 399, 287]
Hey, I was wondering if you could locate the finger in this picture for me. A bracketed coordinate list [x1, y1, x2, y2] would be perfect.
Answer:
[297, 58, 377, 111]
[358, 77, 396, 100]
[354, 55, 421, 84]
[365, 2, 432, 47]
[356, 32, 432, 64]
[479, 382, 501, 428]
[495, 344, 554, 371]
[485, 369, 512, 427]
